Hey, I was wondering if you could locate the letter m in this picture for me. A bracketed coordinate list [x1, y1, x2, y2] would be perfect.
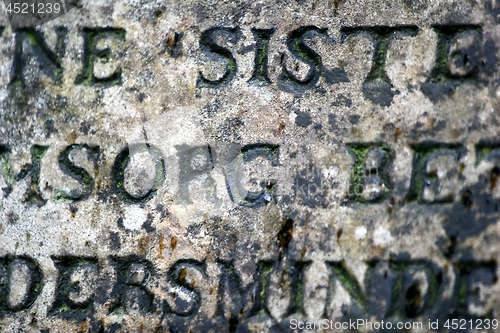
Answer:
[216, 260, 273, 320]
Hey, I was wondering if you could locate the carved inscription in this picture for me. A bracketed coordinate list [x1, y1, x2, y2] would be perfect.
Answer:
[348, 144, 393, 203]
[1, 10, 500, 332]
[176, 145, 215, 204]
[1, 24, 496, 104]
[421, 25, 488, 101]
[17, 145, 49, 205]
[278, 26, 327, 92]
[341, 26, 419, 106]
[55, 144, 100, 202]
[74, 28, 126, 86]
[49, 257, 99, 318]
[10, 27, 67, 89]
[112, 144, 165, 204]
[0, 256, 42, 316]
[108, 256, 154, 315]
[197, 27, 241, 88]
[1, 140, 500, 209]
[408, 143, 465, 203]
[0, 255, 496, 330]
[225, 143, 279, 207]
[248, 28, 276, 86]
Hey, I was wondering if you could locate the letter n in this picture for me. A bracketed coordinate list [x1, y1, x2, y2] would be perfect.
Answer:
[10, 27, 67, 90]
[325, 261, 369, 317]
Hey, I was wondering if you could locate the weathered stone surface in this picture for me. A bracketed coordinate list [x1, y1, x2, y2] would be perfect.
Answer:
[1, 0, 500, 332]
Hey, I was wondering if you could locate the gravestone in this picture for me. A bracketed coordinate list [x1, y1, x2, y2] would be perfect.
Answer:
[1, 0, 500, 332]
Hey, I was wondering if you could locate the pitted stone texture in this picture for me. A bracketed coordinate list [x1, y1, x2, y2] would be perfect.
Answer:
[1, 0, 500, 332]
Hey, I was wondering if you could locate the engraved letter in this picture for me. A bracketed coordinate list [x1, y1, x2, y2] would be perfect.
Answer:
[341, 26, 419, 106]
[216, 260, 273, 319]
[10, 27, 67, 89]
[49, 257, 99, 318]
[74, 28, 126, 86]
[166, 260, 206, 316]
[197, 26, 240, 88]
[248, 28, 276, 86]
[55, 144, 100, 202]
[176, 145, 215, 204]
[347, 144, 393, 203]
[387, 261, 442, 319]
[325, 261, 369, 316]
[283, 261, 311, 318]
[422, 25, 484, 101]
[408, 143, 464, 203]
[108, 256, 154, 315]
[279, 26, 327, 92]
[475, 142, 500, 199]
[225, 143, 279, 207]
[0, 256, 43, 316]
[17, 145, 49, 205]
[454, 261, 496, 318]
[0, 145, 14, 194]
[112, 144, 165, 204]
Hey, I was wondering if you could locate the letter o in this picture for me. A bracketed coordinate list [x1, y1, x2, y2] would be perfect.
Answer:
[355, 183, 364, 195]
[112, 144, 165, 203]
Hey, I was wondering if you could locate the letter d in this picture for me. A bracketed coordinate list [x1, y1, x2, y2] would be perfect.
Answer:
[0, 256, 43, 316]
